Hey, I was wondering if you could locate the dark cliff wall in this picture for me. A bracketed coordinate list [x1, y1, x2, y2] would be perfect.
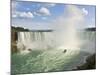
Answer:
[85, 27, 96, 31]
[75, 54, 96, 70]
[11, 31, 18, 42]
[11, 32, 18, 53]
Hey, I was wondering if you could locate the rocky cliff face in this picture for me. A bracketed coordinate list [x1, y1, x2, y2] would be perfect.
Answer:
[11, 32, 18, 53]
[11, 26, 29, 54]
[75, 54, 96, 70]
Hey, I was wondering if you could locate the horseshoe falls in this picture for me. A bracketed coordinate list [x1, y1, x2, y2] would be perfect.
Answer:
[11, 5, 96, 75]
[17, 32, 54, 53]
[11, 30, 95, 74]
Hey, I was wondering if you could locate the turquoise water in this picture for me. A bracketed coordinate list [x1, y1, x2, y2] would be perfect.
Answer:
[11, 31, 96, 74]
[11, 49, 90, 74]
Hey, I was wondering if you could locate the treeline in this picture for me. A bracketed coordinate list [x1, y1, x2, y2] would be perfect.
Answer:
[85, 27, 96, 31]
[11, 26, 29, 31]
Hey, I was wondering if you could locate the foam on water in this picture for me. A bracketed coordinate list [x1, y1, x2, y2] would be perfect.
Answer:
[12, 48, 80, 74]
[11, 5, 95, 74]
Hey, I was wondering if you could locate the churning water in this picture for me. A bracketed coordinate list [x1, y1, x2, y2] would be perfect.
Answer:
[17, 31, 55, 53]
[11, 31, 95, 74]
[11, 5, 96, 74]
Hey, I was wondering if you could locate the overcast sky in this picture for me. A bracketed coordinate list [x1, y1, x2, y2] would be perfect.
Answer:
[11, 0, 96, 30]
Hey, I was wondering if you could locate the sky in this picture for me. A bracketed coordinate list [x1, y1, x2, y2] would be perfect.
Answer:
[11, 0, 96, 30]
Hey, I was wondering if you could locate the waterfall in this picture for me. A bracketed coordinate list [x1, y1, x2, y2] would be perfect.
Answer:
[17, 31, 54, 53]
[16, 5, 84, 53]
[12, 30, 96, 74]
[11, 5, 96, 74]
[79, 31, 96, 54]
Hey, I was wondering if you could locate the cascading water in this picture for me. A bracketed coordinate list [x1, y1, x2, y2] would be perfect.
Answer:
[79, 31, 96, 54]
[17, 31, 55, 53]
[12, 5, 95, 74]
[12, 31, 95, 74]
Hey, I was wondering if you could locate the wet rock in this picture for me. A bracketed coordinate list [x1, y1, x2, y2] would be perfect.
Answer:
[76, 54, 96, 70]
[11, 32, 18, 53]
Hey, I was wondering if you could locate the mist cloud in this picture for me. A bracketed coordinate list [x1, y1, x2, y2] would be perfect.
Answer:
[52, 5, 85, 50]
